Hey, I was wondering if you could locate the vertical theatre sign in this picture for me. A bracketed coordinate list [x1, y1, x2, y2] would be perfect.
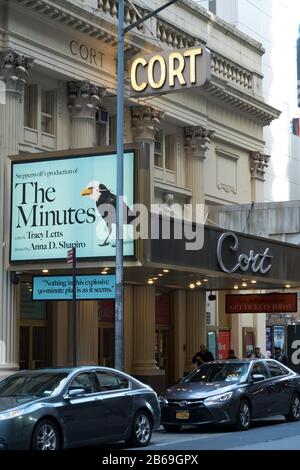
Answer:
[130, 46, 211, 96]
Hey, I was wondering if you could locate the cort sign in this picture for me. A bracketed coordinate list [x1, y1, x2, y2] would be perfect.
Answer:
[130, 47, 211, 96]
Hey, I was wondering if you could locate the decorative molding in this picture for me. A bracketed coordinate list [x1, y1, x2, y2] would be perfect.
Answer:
[131, 105, 164, 141]
[215, 147, 239, 161]
[249, 151, 270, 181]
[184, 125, 215, 160]
[13, 0, 280, 126]
[67, 81, 106, 118]
[0, 50, 34, 93]
[217, 183, 237, 195]
[205, 81, 280, 126]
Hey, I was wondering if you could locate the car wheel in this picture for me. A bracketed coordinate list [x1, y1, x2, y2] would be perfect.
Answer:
[31, 419, 61, 450]
[163, 424, 181, 432]
[285, 393, 300, 422]
[235, 399, 251, 431]
[126, 411, 153, 447]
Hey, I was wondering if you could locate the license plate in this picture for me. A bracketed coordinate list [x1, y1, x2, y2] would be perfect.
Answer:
[176, 411, 190, 420]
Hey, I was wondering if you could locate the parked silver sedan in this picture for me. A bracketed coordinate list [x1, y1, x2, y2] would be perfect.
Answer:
[160, 360, 300, 432]
[0, 366, 160, 450]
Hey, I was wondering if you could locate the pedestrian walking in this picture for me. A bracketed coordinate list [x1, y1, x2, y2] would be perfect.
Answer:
[192, 344, 214, 367]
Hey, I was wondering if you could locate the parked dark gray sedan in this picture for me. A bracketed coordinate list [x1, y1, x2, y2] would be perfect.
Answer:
[0, 366, 160, 450]
[160, 359, 300, 432]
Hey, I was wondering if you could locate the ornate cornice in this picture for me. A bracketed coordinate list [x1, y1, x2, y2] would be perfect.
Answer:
[13, 0, 280, 126]
[67, 81, 106, 119]
[184, 126, 214, 160]
[14, 0, 145, 54]
[205, 80, 280, 126]
[250, 151, 270, 180]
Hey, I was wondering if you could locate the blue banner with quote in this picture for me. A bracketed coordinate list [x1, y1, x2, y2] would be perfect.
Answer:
[32, 275, 116, 301]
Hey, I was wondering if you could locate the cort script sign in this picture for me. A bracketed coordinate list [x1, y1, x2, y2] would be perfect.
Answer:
[130, 47, 211, 96]
[217, 232, 273, 275]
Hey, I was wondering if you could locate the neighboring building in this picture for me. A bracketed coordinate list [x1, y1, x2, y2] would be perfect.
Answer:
[196, 0, 300, 201]
[195, 0, 300, 360]
[1, 0, 281, 388]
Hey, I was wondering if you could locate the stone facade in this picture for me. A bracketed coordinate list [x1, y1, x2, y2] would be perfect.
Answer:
[0, 0, 280, 382]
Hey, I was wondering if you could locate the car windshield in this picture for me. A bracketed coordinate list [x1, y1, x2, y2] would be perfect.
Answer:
[183, 363, 249, 384]
[0, 373, 68, 397]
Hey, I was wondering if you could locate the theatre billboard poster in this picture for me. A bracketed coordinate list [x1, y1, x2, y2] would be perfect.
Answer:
[9, 150, 135, 262]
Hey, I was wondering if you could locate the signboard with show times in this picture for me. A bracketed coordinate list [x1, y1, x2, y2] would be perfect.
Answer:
[10, 149, 135, 262]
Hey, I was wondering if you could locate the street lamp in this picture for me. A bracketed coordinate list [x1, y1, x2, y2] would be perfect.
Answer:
[115, 0, 179, 371]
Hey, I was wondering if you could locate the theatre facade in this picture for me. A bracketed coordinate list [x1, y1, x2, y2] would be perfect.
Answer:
[1, 0, 285, 388]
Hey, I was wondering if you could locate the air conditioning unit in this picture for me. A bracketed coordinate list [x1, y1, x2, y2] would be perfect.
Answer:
[292, 118, 300, 136]
[96, 108, 109, 124]
[154, 139, 162, 155]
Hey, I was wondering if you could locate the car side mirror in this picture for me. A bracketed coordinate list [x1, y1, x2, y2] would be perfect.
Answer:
[251, 374, 265, 382]
[67, 388, 86, 397]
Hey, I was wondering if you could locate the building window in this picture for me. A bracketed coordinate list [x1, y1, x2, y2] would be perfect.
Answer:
[154, 130, 175, 171]
[96, 108, 110, 146]
[23, 82, 57, 149]
[154, 130, 163, 167]
[24, 85, 37, 129]
[208, 0, 216, 14]
[41, 90, 54, 134]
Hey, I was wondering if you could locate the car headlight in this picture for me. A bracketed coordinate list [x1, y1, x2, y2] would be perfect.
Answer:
[204, 392, 233, 404]
[158, 396, 168, 405]
[0, 409, 24, 420]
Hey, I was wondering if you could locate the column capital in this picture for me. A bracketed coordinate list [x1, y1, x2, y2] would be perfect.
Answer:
[184, 125, 214, 159]
[0, 50, 34, 93]
[131, 105, 164, 141]
[250, 151, 270, 180]
[67, 81, 106, 119]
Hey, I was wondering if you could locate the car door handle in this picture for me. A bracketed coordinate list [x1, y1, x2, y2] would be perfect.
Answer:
[94, 397, 103, 401]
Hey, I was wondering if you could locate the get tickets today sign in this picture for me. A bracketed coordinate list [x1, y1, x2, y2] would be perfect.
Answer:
[10, 150, 135, 262]
[130, 47, 211, 97]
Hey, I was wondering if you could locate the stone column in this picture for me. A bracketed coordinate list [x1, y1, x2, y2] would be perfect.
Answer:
[131, 285, 164, 390]
[131, 105, 163, 258]
[172, 290, 186, 382]
[67, 81, 106, 148]
[52, 302, 70, 367]
[77, 302, 98, 365]
[123, 284, 133, 373]
[248, 150, 269, 354]
[0, 51, 33, 377]
[249, 151, 270, 202]
[185, 290, 206, 372]
[131, 105, 163, 143]
[184, 126, 214, 220]
[67, 81, 105, 365]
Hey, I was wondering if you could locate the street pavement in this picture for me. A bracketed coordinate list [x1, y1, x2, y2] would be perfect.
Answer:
[72, 417, 300, 451]
[128, 417, 300, 450]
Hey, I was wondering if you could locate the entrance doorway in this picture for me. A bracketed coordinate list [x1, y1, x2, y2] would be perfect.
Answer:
[20, 323, 49, 370]
[19, 281, 50, 370]
[98, 300, 115, 367]
[155, 292, 172, 386]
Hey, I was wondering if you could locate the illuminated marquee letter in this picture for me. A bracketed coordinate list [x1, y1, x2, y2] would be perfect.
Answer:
[183, 48, 202, 84]
[131, 57, 147, 92]
[169, 52, 186, 87]
[148, 55, 167, 90]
